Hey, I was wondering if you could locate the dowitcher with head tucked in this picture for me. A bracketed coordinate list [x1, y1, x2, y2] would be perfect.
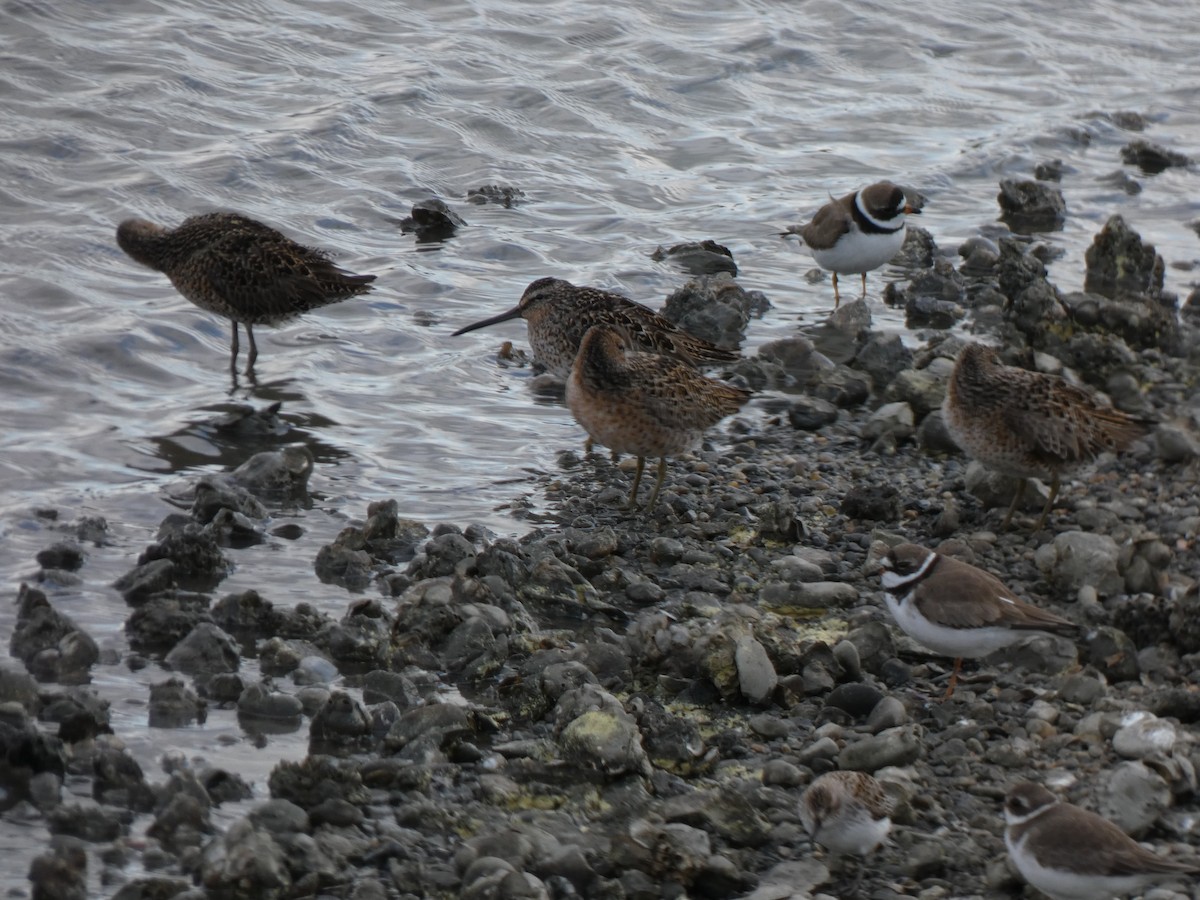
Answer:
[942, 343, 1148, 531]
[452, 277, 738, 378]
[117, 212, 376, 375]
[566, 323, 750, 510]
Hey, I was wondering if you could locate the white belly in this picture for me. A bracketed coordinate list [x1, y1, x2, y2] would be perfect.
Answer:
[810, 226, 905, 275]
[884, 591, 1021, 659]
[1006, 830, 1152, 900]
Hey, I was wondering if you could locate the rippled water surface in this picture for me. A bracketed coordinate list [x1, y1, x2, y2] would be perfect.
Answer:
[2, 0, 1198, 892]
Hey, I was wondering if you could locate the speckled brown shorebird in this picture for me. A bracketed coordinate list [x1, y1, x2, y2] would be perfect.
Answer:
[116, 212, 376, 375]
[451, 276, 738, 378]
[942, 343, 1148, 531]
[566, 323, 750, 510]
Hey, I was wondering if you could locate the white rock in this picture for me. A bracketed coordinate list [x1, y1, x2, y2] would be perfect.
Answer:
[1113, 712, 1177, 759]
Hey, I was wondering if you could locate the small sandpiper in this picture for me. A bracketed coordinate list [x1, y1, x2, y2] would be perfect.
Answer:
[117, 212, 376, 375]
[799, 771, 893, 892]
[452, 276, 738, 378]
[942, 343, 1149, 531]
[1004, 781, 1200, 899]
[878, 542, 1078, 698]
[798, 181, 919, 306]
[565, 323, 750, 510]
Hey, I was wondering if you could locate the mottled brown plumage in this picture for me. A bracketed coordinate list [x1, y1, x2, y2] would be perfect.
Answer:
[452, 277, 738, 378]
[942, 343, 1148, 530]
[117, 212, 376, 374]
[566, 324, 750, 509]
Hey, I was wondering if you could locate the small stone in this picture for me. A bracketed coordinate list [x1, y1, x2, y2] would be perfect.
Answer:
[1098, 761, 1172, 837]
[837, 725, 922, 772]
[735, 636, 778, 705]
[865, 696, 908, 733]
[1112, 713, 1176, 759]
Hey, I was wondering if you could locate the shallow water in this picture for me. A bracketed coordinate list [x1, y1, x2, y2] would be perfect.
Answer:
[1, 0, 1198, 892]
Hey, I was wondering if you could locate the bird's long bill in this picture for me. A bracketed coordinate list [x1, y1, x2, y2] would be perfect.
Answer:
[451, 305, 523, 336]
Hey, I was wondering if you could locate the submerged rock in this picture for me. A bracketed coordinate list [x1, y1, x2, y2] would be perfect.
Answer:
[997, 178, 1066, 232]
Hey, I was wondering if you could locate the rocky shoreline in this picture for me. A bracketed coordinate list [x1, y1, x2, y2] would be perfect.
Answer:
[7, 183, 1200, 900]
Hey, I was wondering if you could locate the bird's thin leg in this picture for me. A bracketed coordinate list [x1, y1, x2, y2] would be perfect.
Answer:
[624, 456, 646, 508]
[584, 436, 594, 454]
[229, 323, 240, 375]
[244, 323, 258, 375]
[644, 457, 668, 511]
[1001, 478, 1026, 531]
[942, 657, 964, 700]
[859, 272, 868, 297]
[1034, 476, 1060, 531]
[832, 272, 841, 308]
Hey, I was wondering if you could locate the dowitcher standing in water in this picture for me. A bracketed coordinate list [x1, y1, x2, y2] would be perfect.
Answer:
[942, 343, 1148, 531]
[452, 276, 738, 378]
[798, 181, 919, 306]
[566, 323, 750, 510]
[116, 212, 376, 375]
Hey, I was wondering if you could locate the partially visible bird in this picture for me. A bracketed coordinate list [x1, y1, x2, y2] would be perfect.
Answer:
[1004, 781, 1200, 900]
[878, 542, 1078, 698]
[799, 771, 893, 893]
[116, 212, 376, 375]
[942, 343, 1149, 531]
[565, 324, 750, 510]
[451, 276, 738, 378]
[797, 181, 919, 306]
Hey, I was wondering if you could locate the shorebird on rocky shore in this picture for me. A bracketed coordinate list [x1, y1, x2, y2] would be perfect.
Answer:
[942, 342, 1148, 531]
[796, 181, 919, 306]
[566, 323, 750, 510]
[1004, 781, 1200, 899]
[117, 212, 376, 376]
[799, 771, 892, 892]
[877, 542, 1078, 698]
[451, 276, 738, 378]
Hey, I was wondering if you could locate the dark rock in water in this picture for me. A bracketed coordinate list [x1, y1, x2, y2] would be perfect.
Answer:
[163, 623, 240, 677]
[11, 584, 98, 684]
[958, 236, 1000, 275]
[787, 396, 838, 430]
[997, 178, 1066, 233]
[997, 239, 1069, 344]
[191, 478, 267, 525]
[149, 677, 207, 728]
[662, 272, 768, 347]
[466, 184, 525, 207]
[309, 691, 372, 755]
[138, 523, 229, 590]
[36, 541, 84, 572]
[1098, 169, 1142, 195]
[1120, 139, 1191, 175]
[237, 681, 304, 726]
[229, 446, 314, 500]
[0, 706, 66, 811]
[399, 197, 467, 240]
[842, 483, 901, 522]
[210, 589, 284, 636]
[126, 591, 212, 654]
[891, 224, 937, 269]
[1084, 214, 1165, 301]
[28, 842, 87, 900]
[47, 799, 125, 841]
[114, 558, 176, 605]
[854, 333, 914, 390]
[148, 770, 214, 852]
[1034, 158, 1064, 182]
[93, 744, 156, 811]
[651, 239, 738, 275]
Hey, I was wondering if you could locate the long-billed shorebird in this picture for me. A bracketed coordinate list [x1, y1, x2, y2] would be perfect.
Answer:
[1005, 781, 1199, 899]
[799, 771, 893, 893]
[565, 323, 750, 510]
[117, 212, 376, 375]
[798, 181, 919, 306]
[942, 343, 1148, 531]
[451, 276, 738, 378]
[878, 542, 1078, 698]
